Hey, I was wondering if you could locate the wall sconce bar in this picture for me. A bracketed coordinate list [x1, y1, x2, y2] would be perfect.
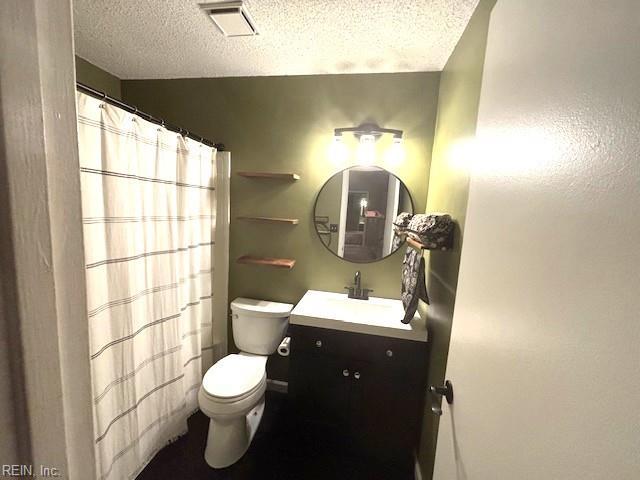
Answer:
[334, 122, 403, 139]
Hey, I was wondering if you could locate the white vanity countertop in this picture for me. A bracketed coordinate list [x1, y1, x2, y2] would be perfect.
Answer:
[290, 290, 428, 342]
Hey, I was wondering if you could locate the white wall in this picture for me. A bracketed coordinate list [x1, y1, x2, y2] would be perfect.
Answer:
[0, 286, 22, 463]
[0, 0, 95, 477]
[434, 1, 640, 478]
[209, 151, 231, 366]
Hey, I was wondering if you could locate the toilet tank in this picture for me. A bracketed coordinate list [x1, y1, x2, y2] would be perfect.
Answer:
[230, 298, 294, 355]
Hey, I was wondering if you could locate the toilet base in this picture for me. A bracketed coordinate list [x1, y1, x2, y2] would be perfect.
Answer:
[203, 397, 265, 468]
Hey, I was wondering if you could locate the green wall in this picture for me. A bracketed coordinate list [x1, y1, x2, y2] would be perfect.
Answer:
[75, 56, 122, 99]
[122, 73, 440, 312]
[416, 0, 497, 478]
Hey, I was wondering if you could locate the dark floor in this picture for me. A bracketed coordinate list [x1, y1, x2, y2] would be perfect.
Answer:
[137, 391, 414, 480]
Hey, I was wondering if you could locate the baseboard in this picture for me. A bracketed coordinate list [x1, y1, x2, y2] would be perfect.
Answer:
[266, 379, 288, 394]
[414, 454, 423, 480]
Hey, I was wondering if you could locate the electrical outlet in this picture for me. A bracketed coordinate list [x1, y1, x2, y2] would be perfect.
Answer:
[330, 224, 338, 233]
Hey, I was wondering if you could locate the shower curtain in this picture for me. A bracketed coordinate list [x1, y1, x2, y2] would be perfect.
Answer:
[76, 92, 216, 480]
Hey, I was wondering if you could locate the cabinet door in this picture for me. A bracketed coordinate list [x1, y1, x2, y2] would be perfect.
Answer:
[289, 351, 351, 429]
[349, 362, 425, 467]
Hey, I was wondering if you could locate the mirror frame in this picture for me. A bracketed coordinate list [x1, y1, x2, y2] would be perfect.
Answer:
[312, 166, 415, 264]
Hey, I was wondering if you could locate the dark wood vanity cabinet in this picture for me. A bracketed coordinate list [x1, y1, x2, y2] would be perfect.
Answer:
[288, 325, 429, 468]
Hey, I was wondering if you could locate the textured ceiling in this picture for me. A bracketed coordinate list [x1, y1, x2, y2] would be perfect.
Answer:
[73, 0, 479, 79]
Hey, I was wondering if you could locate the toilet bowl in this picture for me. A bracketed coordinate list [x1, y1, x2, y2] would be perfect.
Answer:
[198, 353, 268, 468]
[198, 298, 293, 468]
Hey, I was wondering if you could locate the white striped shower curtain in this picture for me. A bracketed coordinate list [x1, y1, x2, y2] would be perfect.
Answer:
[77, 92, 217, 480]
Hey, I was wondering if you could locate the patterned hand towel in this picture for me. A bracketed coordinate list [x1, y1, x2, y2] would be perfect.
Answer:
[392, 212, 414, 251]
[407, 213, 454, 250]
[401, 247, 429, 324]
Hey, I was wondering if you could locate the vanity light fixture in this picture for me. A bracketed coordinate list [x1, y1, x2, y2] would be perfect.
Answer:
[386, 136, 406, 165]
[329, 134, 348, 165]
[357, 134, 376, 166]
[330, 123, 404, 166]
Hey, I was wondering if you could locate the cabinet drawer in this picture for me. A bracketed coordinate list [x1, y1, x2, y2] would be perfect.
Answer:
[289, 325, 345, 357]
[289, 325, 428, 371]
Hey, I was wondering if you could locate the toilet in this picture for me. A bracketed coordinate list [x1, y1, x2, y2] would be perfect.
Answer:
[198, 297, 293, 468]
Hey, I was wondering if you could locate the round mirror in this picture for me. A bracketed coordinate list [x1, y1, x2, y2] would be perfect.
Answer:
[314, 166, 414, 263]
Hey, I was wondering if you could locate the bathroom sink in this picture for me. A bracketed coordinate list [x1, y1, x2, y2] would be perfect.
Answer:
[290, 290, 427, 342]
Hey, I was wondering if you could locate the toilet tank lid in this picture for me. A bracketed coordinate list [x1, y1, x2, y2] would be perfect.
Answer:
[230, 297, 294, 317]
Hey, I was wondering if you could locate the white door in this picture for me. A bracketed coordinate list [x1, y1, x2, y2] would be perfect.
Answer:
[433, 2, 640, 479]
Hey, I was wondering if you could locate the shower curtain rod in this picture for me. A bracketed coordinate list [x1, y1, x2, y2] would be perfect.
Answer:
[76, 82, 225, 151]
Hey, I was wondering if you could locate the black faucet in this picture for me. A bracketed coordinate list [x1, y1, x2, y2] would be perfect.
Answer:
[345, 270, 373, 300]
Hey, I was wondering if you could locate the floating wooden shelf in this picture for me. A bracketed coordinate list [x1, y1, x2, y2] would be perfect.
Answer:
[237, 216, 299, 225]
[237, 255, 296, 269]
[237, 171, 300, 181]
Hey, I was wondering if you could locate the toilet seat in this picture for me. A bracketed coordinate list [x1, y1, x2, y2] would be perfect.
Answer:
[202, 353, 267, 402]
[203, 377, 265, 404]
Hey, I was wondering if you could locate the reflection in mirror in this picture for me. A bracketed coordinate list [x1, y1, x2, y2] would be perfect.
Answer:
[314, 166, 414, 263]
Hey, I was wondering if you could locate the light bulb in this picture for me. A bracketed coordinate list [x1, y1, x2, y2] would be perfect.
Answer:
[328, 135, 348, 165]
[359, 198, 368, 216]
[357, 134, 376, 165]
[385, 136, 405, 166]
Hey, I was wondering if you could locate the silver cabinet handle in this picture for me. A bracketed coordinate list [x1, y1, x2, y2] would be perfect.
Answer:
[354, 372, 361, 380]
[342, 369, 350, 377]
[315, 340, 322, 347]
[386, 349, 393, 357]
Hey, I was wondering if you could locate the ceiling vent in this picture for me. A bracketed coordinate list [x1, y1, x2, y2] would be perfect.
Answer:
[200, 1, 258, 37]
